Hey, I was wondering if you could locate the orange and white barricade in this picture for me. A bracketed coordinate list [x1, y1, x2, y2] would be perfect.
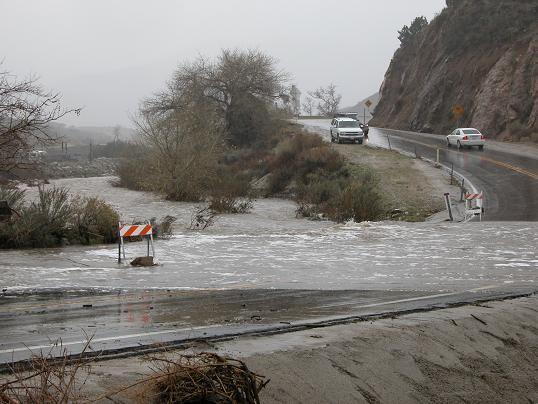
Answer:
[464, 192, 484, 221]
[118, 221, 155, 263]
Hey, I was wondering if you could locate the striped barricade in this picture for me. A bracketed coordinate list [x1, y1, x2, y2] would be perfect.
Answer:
[118, 221, 155, 263]
[119, 223, 153, 237]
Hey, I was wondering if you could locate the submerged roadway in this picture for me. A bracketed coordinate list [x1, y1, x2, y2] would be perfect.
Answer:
[0, 122, 536, 366]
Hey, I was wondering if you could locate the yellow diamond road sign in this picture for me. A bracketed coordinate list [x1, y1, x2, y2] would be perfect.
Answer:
[451, 105, 464, 118]
[364, 100, 372, 108]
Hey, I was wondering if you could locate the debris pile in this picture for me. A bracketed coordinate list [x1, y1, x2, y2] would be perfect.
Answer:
[146, 352, 269, 404]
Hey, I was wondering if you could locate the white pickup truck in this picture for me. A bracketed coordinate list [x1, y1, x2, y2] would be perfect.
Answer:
[330, 117, 364, 144]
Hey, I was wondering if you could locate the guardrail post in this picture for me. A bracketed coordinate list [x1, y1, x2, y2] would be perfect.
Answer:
[436, 149, 440, 165]
[387, 135, 392, 150]
[460, 178, 465, 202]
[444, 193, 454, 221]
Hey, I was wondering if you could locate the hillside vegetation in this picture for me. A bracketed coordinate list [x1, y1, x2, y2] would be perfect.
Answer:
[371, 0, 538, 142]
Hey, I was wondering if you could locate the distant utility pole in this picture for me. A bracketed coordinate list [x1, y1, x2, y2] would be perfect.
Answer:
[89, 139, 93, 162]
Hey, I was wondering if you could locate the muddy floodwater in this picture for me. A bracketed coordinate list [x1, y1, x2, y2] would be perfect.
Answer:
[1, 177, 537, 294]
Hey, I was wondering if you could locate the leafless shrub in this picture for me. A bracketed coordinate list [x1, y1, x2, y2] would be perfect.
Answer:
[0, 338, 94, 404]
[189, 206, 217, 230]
[209, 197, 253, 214]
[152, 215, 177, 239]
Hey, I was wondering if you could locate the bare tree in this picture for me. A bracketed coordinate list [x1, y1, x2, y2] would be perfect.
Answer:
[146, 49, 289, 146]
[308, 84, 342, 117]
[0, 67, 80, 174]
[119, 49, 290, 201]
[302, 97, 315, 116]
[132, 100, 224, 201]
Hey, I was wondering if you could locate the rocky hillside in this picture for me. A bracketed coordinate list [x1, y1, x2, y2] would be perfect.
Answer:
[371, 0, 538, 141]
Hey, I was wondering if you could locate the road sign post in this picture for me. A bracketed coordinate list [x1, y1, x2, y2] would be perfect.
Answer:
[364, 99, 372, 124]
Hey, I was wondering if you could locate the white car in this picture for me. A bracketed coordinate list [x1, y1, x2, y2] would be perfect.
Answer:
[447, 128, 485, 150]
[330, 117, 364, 144]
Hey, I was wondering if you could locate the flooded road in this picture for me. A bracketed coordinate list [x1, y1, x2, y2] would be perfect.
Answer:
[1, 175, 536, 364]
[2, 177, 537, 294]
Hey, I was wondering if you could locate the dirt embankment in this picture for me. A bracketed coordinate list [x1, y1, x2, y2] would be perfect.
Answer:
[371, 0, 538, 142]
[335, 144, 452, 221]
[80, 296, 538, 403]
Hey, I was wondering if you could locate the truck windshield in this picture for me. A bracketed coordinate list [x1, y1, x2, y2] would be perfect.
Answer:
[339, 121, 359, 128]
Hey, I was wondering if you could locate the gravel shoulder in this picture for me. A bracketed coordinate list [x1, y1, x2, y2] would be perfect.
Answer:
[80, 295, 538, 403]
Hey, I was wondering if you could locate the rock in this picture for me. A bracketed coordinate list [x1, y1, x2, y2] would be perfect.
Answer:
[130, 256, 155, 267]
[370, 0, 537, 141]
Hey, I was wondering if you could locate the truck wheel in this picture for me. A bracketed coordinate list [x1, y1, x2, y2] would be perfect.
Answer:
[337, 136, 342, 144]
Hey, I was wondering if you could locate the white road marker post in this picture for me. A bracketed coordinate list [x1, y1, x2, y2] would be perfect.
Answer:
[118, 221, 122, 264]
[444, 193, 454, 221]
[465, 192, 484, 222]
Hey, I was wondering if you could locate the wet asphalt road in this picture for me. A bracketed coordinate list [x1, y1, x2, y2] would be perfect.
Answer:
[373, 128, 538, 221]
[1, 286, 534, 365]
[301, 120, 538, 221]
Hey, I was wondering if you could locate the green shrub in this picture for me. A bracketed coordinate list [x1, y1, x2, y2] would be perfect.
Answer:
[71, 196, 120, 244]
[295, 166, 385, 223]
[331, 179, 385, 222]
[267, 133, 337, 194]
[297, 146, 344, 179]
[0, 186, 26, 213]
[0, 186, 120, 249]
[267, 167, 295, 194]
[208, 169, 253, 213]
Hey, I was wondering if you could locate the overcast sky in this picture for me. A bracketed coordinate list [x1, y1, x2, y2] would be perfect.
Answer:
[1, 0, 445, 127]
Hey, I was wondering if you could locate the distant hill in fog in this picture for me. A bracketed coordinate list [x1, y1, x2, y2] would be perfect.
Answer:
[340, 92, 380, 122]
[45, 123, 137, 145]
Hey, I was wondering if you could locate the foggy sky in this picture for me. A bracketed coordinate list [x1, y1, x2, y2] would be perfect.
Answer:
[1, 0, 445, 127]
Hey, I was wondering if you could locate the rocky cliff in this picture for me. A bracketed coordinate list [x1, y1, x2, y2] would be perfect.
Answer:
[370, 0, 538, 141]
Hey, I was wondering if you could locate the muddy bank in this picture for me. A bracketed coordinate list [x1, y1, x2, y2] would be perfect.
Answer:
[81, 295, 538, 403]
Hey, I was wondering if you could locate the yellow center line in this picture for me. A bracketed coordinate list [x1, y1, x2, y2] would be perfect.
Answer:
[383, 134, 538, 180]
